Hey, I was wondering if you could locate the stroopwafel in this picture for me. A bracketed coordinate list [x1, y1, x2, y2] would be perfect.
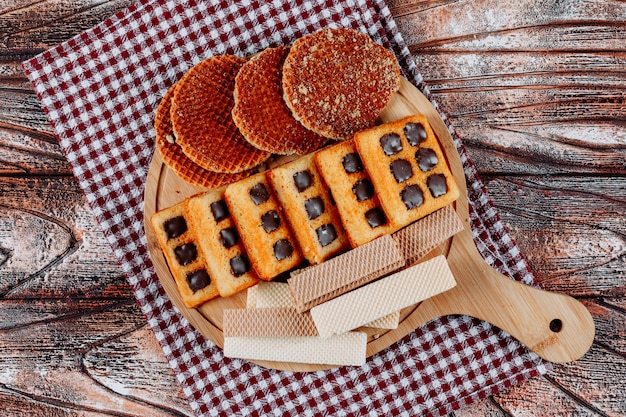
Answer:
[282, 28, 401, 140]
[154, 85, 253, 187]
[232, 46, 328, 155]
[171, 55, 271, 173]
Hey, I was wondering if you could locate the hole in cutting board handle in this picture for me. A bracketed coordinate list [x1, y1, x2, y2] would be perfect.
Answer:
[549, 318, 563, 333]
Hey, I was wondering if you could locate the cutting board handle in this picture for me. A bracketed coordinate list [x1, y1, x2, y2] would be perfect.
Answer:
[416, 227, 596, 363]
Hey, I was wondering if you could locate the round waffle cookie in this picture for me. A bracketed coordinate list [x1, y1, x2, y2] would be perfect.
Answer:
[155, 85, 253, 187]
[282, 28, 401, 140]
[171, 55, 271, 173]
[232, 46, 328, 155]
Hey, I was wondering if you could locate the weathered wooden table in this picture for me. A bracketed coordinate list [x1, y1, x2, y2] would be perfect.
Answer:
[1, 1, 624, 415]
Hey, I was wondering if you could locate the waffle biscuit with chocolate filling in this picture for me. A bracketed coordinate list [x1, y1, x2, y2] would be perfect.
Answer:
[315, 139, 402, 247]
[155, 85, 253, 187]
[282, 28, 401, 140]
[151, 201, 219, 308]
[171, 55, 271, 173]
[185, 190, 260, 297]
[354, 114, 460, 226]
[232, 46, 327, 155]
[224, 172, 304, 281]
[268, 153, 350, 264]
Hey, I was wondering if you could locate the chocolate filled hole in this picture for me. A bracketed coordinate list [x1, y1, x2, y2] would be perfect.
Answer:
[342, 153, 364, 173]
[174, 243, 197, 266]
[210, 200, 229, 223]
[390, 159, 413, 183]
[261, 210, 281, 233]
[380, 133, 403, 156]
[163, 216, 187, 239]
[549, 318, 563, 333]
[352, 179, 375, 201]
[293, 170, 313, 192]
[186, 269, 211, 292]
[304, 197, 325, 220]
[249, 183, 270, 205]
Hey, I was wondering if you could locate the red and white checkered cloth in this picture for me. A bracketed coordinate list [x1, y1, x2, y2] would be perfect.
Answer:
[23, 0, 549, 415]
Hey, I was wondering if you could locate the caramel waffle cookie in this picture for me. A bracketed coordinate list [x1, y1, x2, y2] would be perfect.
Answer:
[282, 28, 401, 140]
[354, 114, 460, 226]
[314, 139, 402, 247]
[155, 85, 253, 187]
[267, 153, 349, 264]
[224, 172, 304, 281]
[171, 55, 270, 173]
[232, 46, 327, 155]
[185, 190, 260, 297]
[150, 201, 219, 308]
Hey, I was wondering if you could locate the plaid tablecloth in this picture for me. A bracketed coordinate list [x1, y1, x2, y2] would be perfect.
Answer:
[23, 0, 548, 415]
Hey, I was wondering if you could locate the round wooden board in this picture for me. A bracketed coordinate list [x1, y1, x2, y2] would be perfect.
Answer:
[143, 78, 465, 372]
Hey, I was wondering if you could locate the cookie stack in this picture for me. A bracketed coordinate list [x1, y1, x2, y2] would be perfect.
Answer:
[154, 28, 401, 187]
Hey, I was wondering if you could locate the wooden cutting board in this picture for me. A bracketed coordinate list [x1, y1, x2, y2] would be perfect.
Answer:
[144, 78, 594, 372]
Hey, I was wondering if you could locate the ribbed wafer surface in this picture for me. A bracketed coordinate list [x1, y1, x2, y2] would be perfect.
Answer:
[224, 332, 367, 366]
[223, 307, 318, 337]
[288, 234, 403, 313]
[310, 255, 456, 338]
[232, 46, 327, 155]
[155, 86, 252, 187]
[282, 28, 401, 140]
[171, 55, 270, 173]
[392, 204, 464, 265]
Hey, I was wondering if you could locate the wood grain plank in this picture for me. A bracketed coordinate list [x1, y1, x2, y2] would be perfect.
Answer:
[482, 176, 626, 297]
[0, 0, 133, 50]
[493, 375, 604, 416]
[83, 326, 193, 416]
[0, 176, 131, 298]
[548, 344, 626, 416]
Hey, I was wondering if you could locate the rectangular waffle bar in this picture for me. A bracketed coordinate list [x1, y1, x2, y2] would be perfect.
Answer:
[223, 332, 367, 366]
[185, 189, 259, 297]
[250, 281, 400, 330]
[354, 114, 460, 226]
[150, 202, 219, 308]
[224, 172, 304, 281]
[314, 139, 402, 247]
[267, 153, 350, 264]
[223, 307, 318, 337]
[288, 234, 404, 313]
[310, 255, 456, 338]
[391, 204, 464, 266]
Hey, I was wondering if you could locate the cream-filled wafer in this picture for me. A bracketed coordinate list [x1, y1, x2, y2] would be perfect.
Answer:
[225, 172, 304, 281]
[253, 281, 400, 329]
[310, 255, 456, 338]
[354, 114, 460, 226]
[223, 307, 317, 337]
[268, 153, 350, 264]
[150, 202, 219, 308]
[185, 190, 260, 297]
[288, 234, 404, 313]
[224, 332, 367, 366]
[391, 204, 464, 266]
[315, 139, 402, 247]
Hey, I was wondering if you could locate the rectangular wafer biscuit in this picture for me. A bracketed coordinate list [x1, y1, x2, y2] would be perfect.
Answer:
[288, 234, 404, 313]
[315, 139, 402, 247]
[310, 255, 456, 338]
[268, 153, 350, 264]
[354, 114, 460, 227]
[252, 281, 400, 330]
[223, 332, 367, 366]
[224, 171, 304, 281]
[392, 204, 464, 266]
[223, 307, 317, 337]
[185, 189, 259, 297]
[150, 202, 219, 308]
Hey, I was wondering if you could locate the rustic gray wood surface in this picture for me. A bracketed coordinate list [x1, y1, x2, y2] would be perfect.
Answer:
[1, 0, 624, 415]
